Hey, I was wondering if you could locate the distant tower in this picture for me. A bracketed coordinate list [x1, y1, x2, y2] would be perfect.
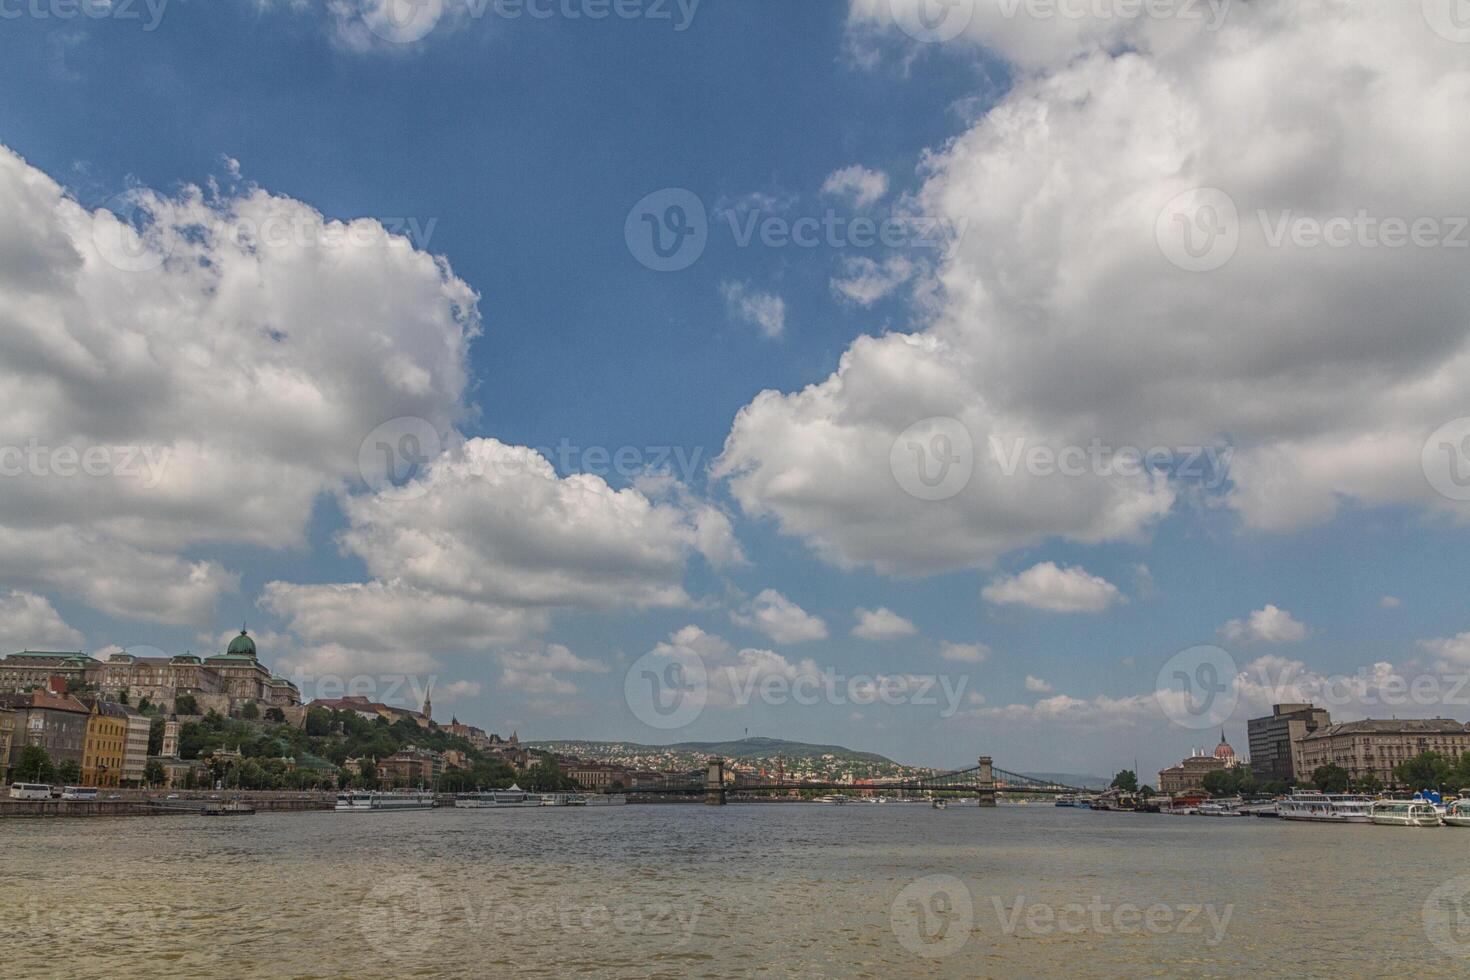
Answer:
[422, 681, 433, 723]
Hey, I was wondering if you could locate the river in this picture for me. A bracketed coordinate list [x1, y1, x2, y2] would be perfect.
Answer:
[4, 803, 1468, 977]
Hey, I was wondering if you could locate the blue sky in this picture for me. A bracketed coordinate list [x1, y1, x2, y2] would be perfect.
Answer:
[2, 1, 1469, 780]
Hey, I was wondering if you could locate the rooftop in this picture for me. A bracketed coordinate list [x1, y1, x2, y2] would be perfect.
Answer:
[1300, 718, 1469, 740]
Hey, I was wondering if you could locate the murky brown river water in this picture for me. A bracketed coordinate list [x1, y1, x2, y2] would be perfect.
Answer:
[4, 803, 1470, 977]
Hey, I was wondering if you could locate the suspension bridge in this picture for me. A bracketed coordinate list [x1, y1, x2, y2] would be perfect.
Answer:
[626, 756, 1091, 806]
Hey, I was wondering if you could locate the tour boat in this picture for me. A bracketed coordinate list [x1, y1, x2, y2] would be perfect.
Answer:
[1276, 792, 1373, 823]
[538, 793, 589, 807]
[452, 785, 540, 809]
[1055, 795, 1078, 807]
[1198, 799, 1247, 817]
[201, 799, 256, 816]
[1442, 798, 1470, 827]
[1369, 800, 1442, 827]
[584, 794, 627, 806]
[335, 791, 437, 812]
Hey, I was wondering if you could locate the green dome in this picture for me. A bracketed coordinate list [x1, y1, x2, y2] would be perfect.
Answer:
[227, 630, 257, 657]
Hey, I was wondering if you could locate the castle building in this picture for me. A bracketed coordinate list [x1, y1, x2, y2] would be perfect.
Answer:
[1157, 732, 1241, 794]
[0, 629, 301, 718]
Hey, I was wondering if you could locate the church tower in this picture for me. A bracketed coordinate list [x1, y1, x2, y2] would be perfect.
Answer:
[422, 681, 432, 724]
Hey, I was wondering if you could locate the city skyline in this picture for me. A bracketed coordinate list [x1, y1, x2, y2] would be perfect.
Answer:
[2, 2, 1470, 785]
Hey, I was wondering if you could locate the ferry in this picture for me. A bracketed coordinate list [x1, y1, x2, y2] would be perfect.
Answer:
[453, 784, 540, 809]
[335, 791, 437, 812]
[1369, 800, 1441, 827]
[1055, 795, 1078, 807]
[1198, 798, 1248, 817]
[201, 799, 256, 817]
[1444, 794, 1470, 827]
[584, 794, 627, 806]
[1276, 792, 1373, 823]
[539, 793, 589, 807]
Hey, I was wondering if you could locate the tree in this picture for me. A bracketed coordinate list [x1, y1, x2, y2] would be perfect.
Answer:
[174, 693, 199, 716]
[148, 717, 166, 756]
[56, 759, 82, 785]
[1312, 764, 1350, 793]
[1354, 772, 1383, 794]
[358, 758, 379, 789]
[240, 701, 260, 721]
[118, 688, 130, 705]
[1111, 770, 1138, 792]
[305, 708, 334, 737]
[1395, 751, 1452, 792]
[264, 707, 285, 723]
[14, 745, 54, 782]
[144, 760, 167, 787]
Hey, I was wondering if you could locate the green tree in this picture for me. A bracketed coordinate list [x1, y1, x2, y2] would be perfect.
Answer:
[118, 688, 130, 705]
[1354, 772, 1383, 794]
[305, 708, 334, 737]
[358, 758, 378, 789]
[240, 701, 260, 720]
[14, 745, 54, 782]
[148, 717, 166, 756]
[264, 707, 285, 723]
[174, 693, 199, 716]
[1395, 751, 1452, 792]
[144, 760, 167, 787]
[1111, 769, 1138, 792]
[56, 759, 82, 785]
[1312, 764, 1350, 793]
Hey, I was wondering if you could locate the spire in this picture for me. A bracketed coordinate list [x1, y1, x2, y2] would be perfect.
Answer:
[422, 680, 432, 722]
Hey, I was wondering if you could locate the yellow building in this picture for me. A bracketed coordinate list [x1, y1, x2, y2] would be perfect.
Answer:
[82, 701, 130, 788]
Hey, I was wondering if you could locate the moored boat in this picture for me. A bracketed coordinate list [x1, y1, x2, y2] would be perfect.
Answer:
[201, 799, 256, 816]
[1443, 797, 1470, 827]
[335, 791, 437, 812]
[1198, 798, 1247, 817]
[1369, 800, 1441, 827]
[584, 794, 627, 806]
[1276, 792, 1372, 823]
[453, 784, 540, 809]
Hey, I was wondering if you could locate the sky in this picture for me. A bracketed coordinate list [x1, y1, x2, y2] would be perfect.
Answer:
[2, 0, 1470, 780]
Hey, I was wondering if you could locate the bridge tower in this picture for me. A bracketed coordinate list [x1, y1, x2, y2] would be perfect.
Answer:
[977, 756, 996, 807]
[705, 758, 726, 806]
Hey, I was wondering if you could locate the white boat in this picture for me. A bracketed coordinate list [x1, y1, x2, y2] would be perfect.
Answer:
[538, 793, 588, 806]
[1276, 792, 1372, 823]
[1198, 798, 1247, 817]
[453, 784, 541, 809]
[584, 794, 626, 806]
[335, 791, 437, 812]
[1444, 799, 1470, 827]
[1369, 800, 1441, 827]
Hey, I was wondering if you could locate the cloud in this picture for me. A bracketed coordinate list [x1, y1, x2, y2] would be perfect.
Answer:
[939, 641, 990, 664]
[726, 3, 1470, 574]
[1024, 675, 1053, 693]
[720, 280, 787, 339]
[731, 589, 828, 644]
[821, 165, 890, 208]
[1381, 596, 1402, 609]
[852, 606, 919, 640]
[1420, 632, 1470, 670]
[497, 643, 608, 697]
[1219, 605, 1307, 645]
[434, 679, 482, 703]
[0, 591, 85, 652]
[982, 562, 1122, 613]
[830, 255, 917, 307]
[0, 143, 476, 625]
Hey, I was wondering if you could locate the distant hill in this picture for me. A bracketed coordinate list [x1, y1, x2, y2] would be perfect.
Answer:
[1020, 771, 1111, 790]
[531, 736, 900, 766]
